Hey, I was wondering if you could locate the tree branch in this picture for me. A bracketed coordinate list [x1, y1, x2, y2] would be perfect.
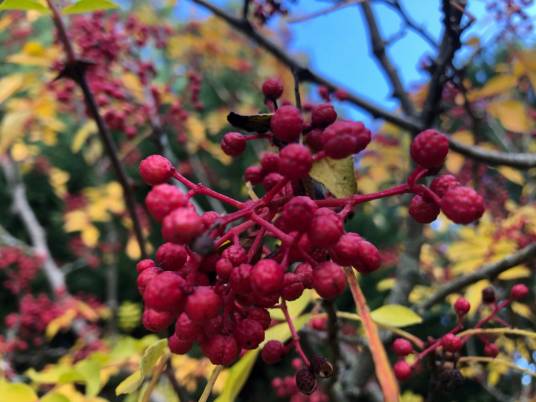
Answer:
[417, 242, 536, 312]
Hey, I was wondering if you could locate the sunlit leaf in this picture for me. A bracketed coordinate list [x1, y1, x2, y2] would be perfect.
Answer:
[0, 0, 48, 11]
[467, 75, 517, 101]
[310, 156, 357, 198]
[40, 393, 70, 402]
[497, 166, 525, 186]
[0, 111, 32, 155]
[46, 308, 77, 339]
[115, 370, 143, 396]
[0, 382, 37, 402]
[269, 289, 313, 321]
[0, 74, 24, 104]
[370, 304, 423, 328]
[62, 0, 119, 14]
[75, 359, 102, 397]
[72, 121, 97, 153]
[488, 99, 531, 133]
[140, 339, 168, 377]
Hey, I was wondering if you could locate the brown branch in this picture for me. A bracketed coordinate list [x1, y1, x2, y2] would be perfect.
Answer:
[360, 2, 416, 117]
[47, 0, 147, 259]
[417, 242, 536, 312]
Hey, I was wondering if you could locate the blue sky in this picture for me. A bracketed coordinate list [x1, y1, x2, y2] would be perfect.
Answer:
[176, 1, 535, 124]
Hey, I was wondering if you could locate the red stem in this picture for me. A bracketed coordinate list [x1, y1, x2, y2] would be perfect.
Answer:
[280, 299, 310, 366]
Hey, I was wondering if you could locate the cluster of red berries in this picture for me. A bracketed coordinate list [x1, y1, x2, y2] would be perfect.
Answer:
[392, 284, 529, 381]
[0, 246, 42, 294]
[136, 77, 486, 395]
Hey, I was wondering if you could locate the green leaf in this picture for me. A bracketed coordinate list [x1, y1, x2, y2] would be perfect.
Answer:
[370, 304, 423, 328]
[140, 338, 168, 377]
[116, 370, 143, 396]
[0, 0, 48, 11]
[40, 393, 70, 402]
[75, 359, 102, 397]
[309, 157, 357, 198]
[62, 0, 119, 14]
[0, 382, 38, 402]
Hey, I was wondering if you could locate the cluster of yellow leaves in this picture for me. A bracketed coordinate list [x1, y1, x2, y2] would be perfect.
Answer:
[46, 299, 110, 339]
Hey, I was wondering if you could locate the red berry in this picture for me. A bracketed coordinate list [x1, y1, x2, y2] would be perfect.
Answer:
[202, 211, 220, 228]
[201, 334, 239, 366]
[305, 128, 324, 152]
[222, 244, 247, 266]
[262, 77, 284, 100]
[143, 271, 185, 312]
[253, 292, 280, 308]
[394, 360, 412, 381]
[234, 318, 265, 349]
[162, 208, 204, 244]
[260, 152, 280, 173]
[145, 184, 189, 222]
[308, 208, 343, 248]
[244, 165, 264, 184]
[215, 258, 234, 280]
[482, 287, 496, 304]
[282, 196, 317, 232]
[295, 263, 314, 288]
[261, 340, 286, 364]
[221, 132, 247, 156]
[156, 242, 188, 271]
[139, 155, 174, 185]
[441, 333, 463, 352]
[312, 261, 346, 299]
[282, 273, 305, 301]
[168, 334, 193, 354]
[278, 144, 313, 180]
[174, 313, 200, 341]
[511, 284, 529, 300]
[263, 172, 285, 191]
[410, 129, 449, 168]
[311, 103, 337, 128]
[334, 88, 348, 100]
[137, 266, 161, 294]
[230, 263, 252, 295]
[430, 174, 460, 197]
[136, 259, 155, 273]
[392, 338, 413, 356]
[185, 286, 222, 321]
[143, 308, 175, 332]
[246, 307, 271, 330]
[440, 186, 485, 224]
[484, 343, 499, 358]
[330, 232, 363, 267]
[409, 195, 440, 223]
[353, 239, 381, 274]
[454, 297, 471, 315]
[251, 259, 284, 295]
[270, 105, 304, 142]
[321, 121, 371, 159]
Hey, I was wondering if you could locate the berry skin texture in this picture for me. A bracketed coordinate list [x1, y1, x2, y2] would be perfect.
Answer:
[278, 144, 313, 180]
[234, 318, 265, 349]
[312, 262, 346, 299]
[410, 129, 449, 169]
[215, 258, 233, 280]
[202, 335, 239, 366]
[162, 208, 205, 244]
[174, 313, 200, 341]
[270, 105, 304, 142]
[156, 242, 188, 271]
[260, 152, 280, 173]
[143, 271, 185, 312]
[251, 259, 284, 295]
[168, 334, 193, 354]
[308, 208, 343, 248]
[143, 308, 176, 332]
[136, 259, 155, 273]
[393, 338, 413, 356]
[261, 340, 286, 364]
[222, 244, 247, 266]
[441, 333, 463, 352]
[246, 307, 271, 330]
[137, 266, 161, 294]
[295, 263, 313, 288]
[282, 273, 305, 301]
[321, 121, 371, 159]
[311, 103, 337, 128]
[409, 195, 440, 223]
[185, 286, 222, 321]
[511, 284, 529, 300]
[230, 263, 252, 295]
[221, 132, 247, 156]
[244, 165, 263, 184]
[454, 297, 471, 315]
[262, 77, 284, 100]
[440, 186, 485, 224]
[330, 232, 363, 267]
[352, 239, 381, 274]
[484, 343, 499, 358]
[430, 174, 460, 197]
[145, 184, 189, 222]
[282, 196, 317, 232]
[139, 155, 174, 185]
[394, 360, 412, 381]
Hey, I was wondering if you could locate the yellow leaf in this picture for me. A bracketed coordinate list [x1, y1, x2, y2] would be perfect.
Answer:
[498, 166, 525, 185]
[46, 309, 77, 339]
[72, 121, 97, 153]
[40, 392, 70, 402]
[140, 339, 168, 377]
[498, 265, 530, 280]
[467, 75, 517, 101]
[488, 99, 531, 133]
[115, 370, 143, 396]
[465, 280, 490, 316]
[0, 110, 32, 155]
[185, 116, 206, 152]
[0, 382, 37, 402]
[376, 278, 395, 292]
[126, 236, 141, 260]
[310, 157, 357, 198]
[64, 210, 90, 232]
[81, 225, 99, 248]
[511, 302, 533, 320]
[269, 289, 313, 321]
[370, 304, 423, 328]
[121, 73, 144, 102]
[0, 74, 24, 104]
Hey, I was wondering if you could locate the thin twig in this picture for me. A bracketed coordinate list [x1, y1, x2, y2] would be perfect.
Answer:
[199, 365, 223, 402]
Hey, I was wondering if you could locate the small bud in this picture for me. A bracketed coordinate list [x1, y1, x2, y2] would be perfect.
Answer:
[310, 355, 334, 378]
[295, 368, 317, 395]
[510, 284, 529, 300]
[482, 287, 496, 304]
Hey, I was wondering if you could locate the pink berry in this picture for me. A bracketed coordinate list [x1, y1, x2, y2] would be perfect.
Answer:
[215, 258, 234, 280]
[308, 208, 343, 248]
[441, 333, 463, 352]
[185, 286, 222, 321]
[409, 195, 440, 223]
[222, 244, 247, 266]
[282, 196, 317, 232]
[321, 121, 371, 159]
[330, 232, 363, 267]
[143, 271, 185, 312]
[311, 103, 337, 128]
[246, 307, 271, 330]
[453, 297, 470, 315]
[312, 262, 346, 299]
[137, 266, 161, 294]
[410, 129, 449, 168]
[244, 165, 264, 184]
[162, 208, 205, 244]
[261, 340, 286, 364]
[262, 77, 284, 100]
[278, 144, 313, 180]
[394, 360, 412, 381]
[305, 128, 324, 152]
[430, 174, 460, 197]
[143, 308, 175, 332]
[260, 152, 280, 173]
[352, 239, 381, 274]
[440, 186, 485, 224]
[270, 105, 304, 142]
[511, 284, 529, 300]
[221, 132, 247, 156]
[168, 334, 193, 354]
[282, 273, 305, 301]
[484, 343, 499, 358]
[139, 155, 174, 185]
[295, 263, 314, 288]
[201, 334, 239, 366]
[156, 242, 188, 271]
[230, 263, 252, 295]
[392, 338, 413, 356]
[145, 184, 189, 222]
[174, 313, 200, 341]
[234, 318, 265, 350]
[263, 172, 285, 191]
[136, 259, 155, 273]
[251, 259, 284, 295]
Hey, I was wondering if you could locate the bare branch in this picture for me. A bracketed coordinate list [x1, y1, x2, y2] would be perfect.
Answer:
[288, 0, 363, 24]
[417, 242, 536, 312]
